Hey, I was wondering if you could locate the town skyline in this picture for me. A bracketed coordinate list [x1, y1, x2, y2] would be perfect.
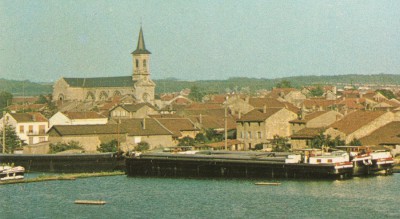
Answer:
[1, 0, 400, 82]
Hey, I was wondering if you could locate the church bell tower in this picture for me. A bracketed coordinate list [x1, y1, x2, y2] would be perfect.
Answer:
[132, 27, 151, 81]
[131, 27, 155, 104]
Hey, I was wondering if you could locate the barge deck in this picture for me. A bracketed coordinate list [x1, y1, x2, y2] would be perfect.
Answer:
[126, 151, 353, 179]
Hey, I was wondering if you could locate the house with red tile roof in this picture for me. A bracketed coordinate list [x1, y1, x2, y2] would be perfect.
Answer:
[155, 117, 200, 144]
[359, 121, 400, 156]
[1, 112, 49, 145]
[324, 110, 395, 144]
[109, 103, 159, 119]
[236, 107, 297, 150]
[48, 118, 174, 152]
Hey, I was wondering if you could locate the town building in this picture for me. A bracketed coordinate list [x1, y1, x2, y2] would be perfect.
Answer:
[0, 112, 49, 145]
[52, 27, 155, 104]
[49, 111, 108, 128]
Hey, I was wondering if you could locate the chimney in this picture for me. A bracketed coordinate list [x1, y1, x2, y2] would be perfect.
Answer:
[142, 117, 146, 129]
[263, 105, 267, 113]
[32, 114, 36, 122]
[199, 114, 203, 124]
[245, 96, 250, 103]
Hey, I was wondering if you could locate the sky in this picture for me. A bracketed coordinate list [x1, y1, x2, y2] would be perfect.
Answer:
[1, 0, 400, 82]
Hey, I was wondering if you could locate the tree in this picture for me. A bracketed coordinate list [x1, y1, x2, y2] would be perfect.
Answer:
[35, 95, 48, 104]
[271, 135, 290, 152]
[348, 138, 362, 146]
[205, 129, 223, 142]
[309, 86, 324, 97]
[376, 89, 395, 99]
[0, 91, 13, 111]
[188, 85, 204, 102]
[0, 124, 22, 153]
[178, 136, 195, 146]
[276, 80, 293, 88]
[195, 133, 208, 144]
[49, 141, 83, 154]
[135, 141, 150, 151]
[98, 139, 119, 153]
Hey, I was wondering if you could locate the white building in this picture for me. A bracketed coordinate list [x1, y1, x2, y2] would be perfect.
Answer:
[49, 111, 108, 128]
[0, 112, 49, 145]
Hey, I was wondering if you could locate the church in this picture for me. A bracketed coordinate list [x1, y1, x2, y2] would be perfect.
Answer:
[52, 27, 156, 104]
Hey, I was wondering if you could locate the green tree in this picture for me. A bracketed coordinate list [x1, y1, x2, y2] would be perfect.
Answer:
[35, 95, 48, 104]
[348, 138, 362, 146]
[0, 91, 13, 111]
[135, 141, 150, 151]
[271, 135, 290, 152]
[178, 136, 195, 146]
[188, 85, 204, 102]
[195, 133, 208, 144]
[0, 124, 22, 153]
[309, 86, 324, 97]
[98, 139, 119, 153]
[49, 141, 83, 154]
[376, 89, 395, 99]
[205, 128, 223, 142]
[276, 80, 293, 88]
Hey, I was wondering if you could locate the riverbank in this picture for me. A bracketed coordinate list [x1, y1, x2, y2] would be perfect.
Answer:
[0, 171, 124, 185]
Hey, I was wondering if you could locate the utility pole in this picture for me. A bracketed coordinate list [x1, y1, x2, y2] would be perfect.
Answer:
[224, 97, 228, 151]
[2, 111, 6, 154]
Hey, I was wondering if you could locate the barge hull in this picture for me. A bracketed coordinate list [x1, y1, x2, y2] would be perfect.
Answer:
[126, 155, 353, 179]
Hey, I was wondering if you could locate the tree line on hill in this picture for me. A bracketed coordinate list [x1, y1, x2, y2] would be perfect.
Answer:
[1, 73, 400, 97]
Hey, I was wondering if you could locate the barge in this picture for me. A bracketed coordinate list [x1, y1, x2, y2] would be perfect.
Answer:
[125, 151, 354, 179]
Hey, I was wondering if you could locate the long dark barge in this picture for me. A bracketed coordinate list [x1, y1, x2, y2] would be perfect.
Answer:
[126, 151, 354, 179]
[0, 153, 124, 173]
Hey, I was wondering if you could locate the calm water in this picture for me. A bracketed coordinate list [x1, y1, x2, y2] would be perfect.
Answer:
[1, 173, 399, 219]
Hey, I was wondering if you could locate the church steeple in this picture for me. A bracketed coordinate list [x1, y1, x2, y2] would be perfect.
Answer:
[132, 27, 151, 81]
[131, 27, 151, 55]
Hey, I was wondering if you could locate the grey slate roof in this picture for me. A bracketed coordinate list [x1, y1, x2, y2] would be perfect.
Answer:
[63, 76, 135, 88]
[131, 27, 151, 55]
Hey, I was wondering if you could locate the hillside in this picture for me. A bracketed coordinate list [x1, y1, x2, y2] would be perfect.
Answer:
[0, 79, 53, 96]
[1, 74, 399, 96]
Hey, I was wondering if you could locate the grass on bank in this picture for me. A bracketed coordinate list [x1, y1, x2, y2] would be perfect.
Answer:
[0, 171, 125, 185]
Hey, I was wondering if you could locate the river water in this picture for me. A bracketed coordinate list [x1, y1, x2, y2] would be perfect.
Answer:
[1, 173, 399, 219]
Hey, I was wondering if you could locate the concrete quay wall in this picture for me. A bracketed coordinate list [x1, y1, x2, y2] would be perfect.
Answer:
[0, 153, 125, 173]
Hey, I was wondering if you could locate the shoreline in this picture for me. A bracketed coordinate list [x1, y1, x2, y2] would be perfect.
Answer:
[0, 171, 125, 185]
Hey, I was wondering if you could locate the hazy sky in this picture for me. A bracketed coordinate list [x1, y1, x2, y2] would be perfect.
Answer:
[1, 0, 400, 82]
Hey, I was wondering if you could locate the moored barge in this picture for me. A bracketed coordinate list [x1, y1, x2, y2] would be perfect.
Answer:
[126, 151, 353, 179]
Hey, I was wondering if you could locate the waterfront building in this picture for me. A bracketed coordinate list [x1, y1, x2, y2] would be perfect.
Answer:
[0, 112, 49, 145]
[52, 27, 156, 104]
[236, 107, 297, 150]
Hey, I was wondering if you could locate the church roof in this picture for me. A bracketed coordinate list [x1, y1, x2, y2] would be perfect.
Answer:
[131, 27, 151, 55]
[63, 76, 135, 88]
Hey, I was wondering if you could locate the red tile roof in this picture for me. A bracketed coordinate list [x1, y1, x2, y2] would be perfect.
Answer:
[359, 122, 400, 145]
[64, 111, 106, 119]
[329, 110, 387, 134]
[237, 108, 282, 122]
[10, 112, 48, 123]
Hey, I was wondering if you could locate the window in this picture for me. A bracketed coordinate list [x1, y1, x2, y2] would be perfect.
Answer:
[317, 159, 321, 163]
[328, 159, 333, 163]
[257, 132, 262, 139]
[28, 125, 33, 134]
[143, 59, 147, 67]
[19, 125, 24, 133]
[39, 137, 46, 142]
[39, 125, 45, 134]
[247, 131, 251, 139]
[136, 59, 139, 68]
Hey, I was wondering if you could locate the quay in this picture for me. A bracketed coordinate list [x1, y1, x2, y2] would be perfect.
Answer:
[0, 153, 124, 173]
[126, 151, 354, 179]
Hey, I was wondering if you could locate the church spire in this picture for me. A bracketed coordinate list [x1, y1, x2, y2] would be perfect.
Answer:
[131, 27, 151, 55]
